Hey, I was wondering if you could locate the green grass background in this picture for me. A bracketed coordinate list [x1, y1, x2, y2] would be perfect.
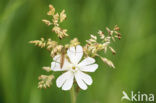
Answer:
[0, 0, 156, 103]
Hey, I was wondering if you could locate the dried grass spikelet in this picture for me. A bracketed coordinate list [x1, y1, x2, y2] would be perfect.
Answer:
[52, 26, 68, 39]
[70, 38, 80, 47]
[42, 66, 51, 72]
[29, 38, 46, 48]
[86, 34, 97, 45]
[53, 13, 59, 26]
[85, 26, 121, 55]
[42, 19, 52, 26]
[65, 38, 80, 48]
[46, 39, 58, 51]
[106, 25, 121, 40]
[114, 25, 120, 31]
[104, 36, 111, 42]
[98, 30, 105, 39]
[114, 31, 121, 40]
[38, 75, 55, 89]
[100, 57, 115, 68]
[102, 42, 110, 53]
[47, 4, 55, 16]
[84, 26, 121, 67]
[109, 46, 116, 54]
[60, 10, 67, 23]
[84, 44, 97, 57]
[85, 34, 110, 57]
[91, 34, 97, 40]
[85, 44, 106, 57]
[106, 27, 113, 36]
[50, 45, 63, 57]
[44, 4, 69, 39]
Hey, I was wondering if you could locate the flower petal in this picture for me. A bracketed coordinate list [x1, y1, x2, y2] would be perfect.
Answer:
[67, 45, 83, 64]
[56, 71, 74, 88]
[78, 71, 93, 85]
[78, 57, 95, 66]
[53, 54, 61, 62]
[51, 62, 63, 71]
[51, 55, 71, 71]
[75, 71, 93, 90]
[75, 72, 87, 90]
[62, 74, 74, 90]
[79, 64, 98, 72]
[75, 45, 83, 63]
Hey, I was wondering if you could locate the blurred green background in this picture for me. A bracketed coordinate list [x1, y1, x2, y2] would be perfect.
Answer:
[0, 0, 156, 103]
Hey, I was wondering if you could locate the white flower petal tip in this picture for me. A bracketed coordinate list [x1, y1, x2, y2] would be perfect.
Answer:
[56, 71, 74, 90]
[75, 71, 93, 90]
[61, 77, 74, 91]
[51, 55, 71, 71]
[67, 45, 83, 64]
[51, 55, 62, 71]
[80, 64, 98, 72]
[51, 62, 60, 71]
[78, 57, 95, 66]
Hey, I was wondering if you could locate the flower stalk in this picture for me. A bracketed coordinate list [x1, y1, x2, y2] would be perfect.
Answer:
[70, 86, 76, 103]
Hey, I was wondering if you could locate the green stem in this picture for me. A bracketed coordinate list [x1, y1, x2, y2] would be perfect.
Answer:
[70, 86, 76, 103]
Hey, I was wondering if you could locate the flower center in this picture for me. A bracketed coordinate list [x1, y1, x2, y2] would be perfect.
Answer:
[72, 66, 76, 70]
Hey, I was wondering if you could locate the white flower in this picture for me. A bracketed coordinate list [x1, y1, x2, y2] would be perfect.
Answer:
[51, 45, 98, 90]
